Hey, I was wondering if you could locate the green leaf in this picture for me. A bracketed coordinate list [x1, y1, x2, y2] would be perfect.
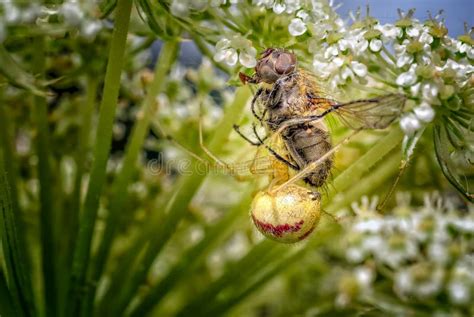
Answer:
[0, 155, 36, 317]
[0, 46, 46, 97]
[65, 1, 134, 315]
[135, 0, 181, 40]
[0, 269, 17, 317]
[80, 40, 179, 317]
[433, 122, 474, 202]
[99, 0, 118, 18]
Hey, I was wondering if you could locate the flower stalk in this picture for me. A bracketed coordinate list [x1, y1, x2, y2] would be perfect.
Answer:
[65, 0, 133, 315]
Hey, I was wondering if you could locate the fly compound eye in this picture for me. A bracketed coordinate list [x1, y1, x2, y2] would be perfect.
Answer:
[258, 64, 279, 83]
[250, 185, 321, 243]
[275, 52, 296, 75]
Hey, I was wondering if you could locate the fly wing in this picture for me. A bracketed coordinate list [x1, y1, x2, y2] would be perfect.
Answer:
[333, 93, 406, 130]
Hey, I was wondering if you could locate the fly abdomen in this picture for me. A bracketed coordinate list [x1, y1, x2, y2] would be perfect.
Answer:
[283, 123, 333, 188]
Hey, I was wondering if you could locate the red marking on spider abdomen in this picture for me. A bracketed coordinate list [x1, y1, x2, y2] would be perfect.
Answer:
[251, 214, 304, 237]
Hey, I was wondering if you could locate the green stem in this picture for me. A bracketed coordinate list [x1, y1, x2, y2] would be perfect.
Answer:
[176, 240, 283, 317]
[206, 247, 306, 317]
[32, 36, 58, 317]
[325, 127, 404, 205]
[382, 46, 397, 64]
[326, 151, 401, 213]
[65, 0, 133, 315]
[374, 53, 398, 77]
[59, 75, 98, 317]
[192, 225, 339, 317]
[99, 86, 252, 316]
[80, 40, 179, 317]
[0, 269, 17, 317]
[368, 72, 398, 88]
[128, 187, 254, 317]
[0, 91, 36, 317]
[0, 151, 28, 317]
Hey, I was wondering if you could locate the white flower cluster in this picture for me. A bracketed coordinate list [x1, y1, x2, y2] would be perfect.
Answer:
[60, 1, 104, 40]
[252, 0, 303, 15]
[170, 0, 210, 18]
[343, 193, 474, 306]
[391, 20, 472, 135]
[213, 35, 258, 68]
[0, 1, 103, 41]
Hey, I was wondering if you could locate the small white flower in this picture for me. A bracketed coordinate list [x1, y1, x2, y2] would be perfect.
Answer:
[407, 26, 420, 38]
[467, 46, 474, 59]
[375, 24, 402, 42]
[369, 39, 383, 52]
[396, 54, 414, 68]
[273, 3, 285, 14]
[338, 39, 350, 52]
[341, 66, 354, 80]
[296, 10, 309, 21]
[400, 113, 421, 135]
[285, 0, 302, 13]
[395, 270, 413, 293]
[456, 41, 469, 54]
[354, 38, 369, 54]
[346, 247, 365, 262]
[239, 50, 257, 68]
[353, 219, 384, 233]
[361, 235, 384, 252]
[414, 102, 435, 122]
[410, 82, 421, 96]
[3, 3, 21, 24]
[170, 0, 189, 18]
[81, 21, 102, 40]
[332, 57, 344, 67]
[214, 47, 238, 66]
[448, 281, 470, 304]
[350, 61, 368, 77]
[216, 38, 231, 50]
[214, 36, 257, 68]
[61, 2, 84, 26]
[354, 266, 375, 287]
[394, 42, 407, 55]
[396, 70, 417, 86]
[427, 242, 448, 264]
[210, 0, 226, 7]
[419, 32, 434, 44]
[421, 82, 439, 102]
[21, 4, 41, 23]
[324, 45, 339, 59]
[313, 59, 332, 78]
[335, 18, 345, 28]
[288, 18, 307, 36]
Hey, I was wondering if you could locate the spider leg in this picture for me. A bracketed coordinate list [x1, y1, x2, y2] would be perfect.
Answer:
[196, 103, 257, 181]
[252, 124, 300, 171]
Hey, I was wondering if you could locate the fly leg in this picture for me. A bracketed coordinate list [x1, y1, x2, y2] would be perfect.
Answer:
[251, 88, 264, 121]
[233, 124, 262, 146]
